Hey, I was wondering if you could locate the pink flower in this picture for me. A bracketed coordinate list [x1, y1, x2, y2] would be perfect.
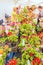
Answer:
[10, 22, 17, 26]
[2, 26, 5, 30]
[5, 25, 10, 30]
[36, 48, 39, 51]
[23, 47, 26, 51]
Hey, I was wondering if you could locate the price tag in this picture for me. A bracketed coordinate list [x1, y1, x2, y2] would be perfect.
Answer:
[22, 39, 25, 46]
[27, 60, 30, 65]
[32, 29, 34, 33]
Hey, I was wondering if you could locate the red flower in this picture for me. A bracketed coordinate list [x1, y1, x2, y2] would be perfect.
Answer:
[28, 44, 31, 47]
[22, 36, 28, 39]
[7, 32, 12, 36]
[32, 60, 35, 65]
[30, 52, 33, 56]
[32, 58, 41, 65]
[7, 59, 17, 65]
[34, 57, 41, 64]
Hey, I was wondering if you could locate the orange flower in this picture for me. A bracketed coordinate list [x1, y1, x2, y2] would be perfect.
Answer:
[2, 33, 5, 37]
[0, 50, 4, 54]
[4, 45, 9, 49]
[38, 32, 43, 38]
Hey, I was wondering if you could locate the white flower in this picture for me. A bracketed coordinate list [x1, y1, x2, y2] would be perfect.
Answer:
[0, 54, 2, 57]
[5, 29, 8, 34]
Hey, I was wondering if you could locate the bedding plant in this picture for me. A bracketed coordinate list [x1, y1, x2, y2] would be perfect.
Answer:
[0, 6, 43, 65]
[18, 19, 43, 65]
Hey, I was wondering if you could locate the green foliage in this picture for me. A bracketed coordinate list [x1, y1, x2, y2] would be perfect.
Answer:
[20, 24, 36, 35]
[22, 46, 42, 64]
[0, 47, 10, 65]
[7, 35, 18, 42]
[24, 7, 28, 13]
[28, 35, 40, 45]
[36, 25, 42, 32]
[0, 37, 7, 43]
[33, 19, 37, 25]
[0, 35, 18, 43]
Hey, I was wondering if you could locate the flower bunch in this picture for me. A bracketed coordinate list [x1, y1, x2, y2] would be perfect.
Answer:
[31, 57, 41, 65]
[7, 59, 17, 65]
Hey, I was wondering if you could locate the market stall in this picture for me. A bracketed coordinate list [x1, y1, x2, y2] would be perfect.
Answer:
[0, 0, 43, 65]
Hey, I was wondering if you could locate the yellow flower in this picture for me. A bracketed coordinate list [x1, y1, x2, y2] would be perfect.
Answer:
[11, 11, 17, 22]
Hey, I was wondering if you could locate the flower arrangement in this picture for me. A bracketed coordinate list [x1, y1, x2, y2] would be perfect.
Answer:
[6, 58, 17, 65]
[0, 6, 43, 65]
[0, 46, 11, 65]
[0, 35, 18, 44]
[20, 23, 36, 36]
